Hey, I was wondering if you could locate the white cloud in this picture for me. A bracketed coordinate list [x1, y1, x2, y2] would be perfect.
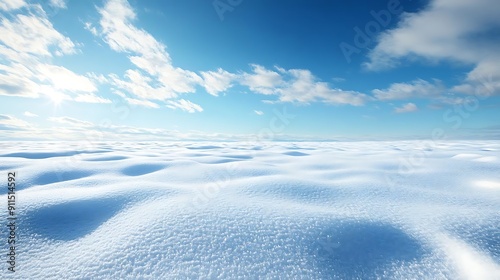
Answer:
[110, 89, 159, 108]
[261, 100, 278, 104]
[96, 0, 202, 99]
[84, 22, 98, 36]
[240, 64, 284, 95]
[124, 97, 160, 108]
[109, 70, 176, 101]
[254, 110, 264, 115]
[395, 102, 418, 113]
[0, 9, 76, 57]
[49, 0, 66, 9]
[36, 64, 97, 93]
[332, 77, 346, 83]
[48, 116, 94, 127]
[0, 3, 114, 104]
[0, 61, 103, 101]
[0, 63, 39, 97]
[201, 68, 236, 96]
[366, 0, 500, 96]
[87, 72, 109, 84]
[0, 114, 31, 130]
[373, 79, 444, 100]
[0, 0, 26, 11]
[91, 1, 375, 108]
[277, 69, 369, 105]
[367, 0, 500, 69]
[240, 65, 370, 106]
[167, 99, 203, 113]
[452, 59, 500, 96]
[40, 88, 71, 103]
[98, 0, 159, 55]
[24, 111, 38, 117]
[0, 114, 309, 141]
[74, 94, 112, 104]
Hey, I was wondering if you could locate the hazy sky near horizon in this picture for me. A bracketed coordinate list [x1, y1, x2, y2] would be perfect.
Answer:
[0, 0, 499, 140]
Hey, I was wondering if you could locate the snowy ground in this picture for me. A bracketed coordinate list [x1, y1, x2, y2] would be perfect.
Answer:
[0, 141, 499, 279]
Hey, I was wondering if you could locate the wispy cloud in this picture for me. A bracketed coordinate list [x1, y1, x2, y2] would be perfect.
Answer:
[48, 116, 94, 127]
[0, 114, 308, 141]
[125, 97, 160, 108]
[74, 94, 112, 104]
[111, 90, 159, 108]
[49, 0, 66, 9]
[167, 99, 203, 113]
[395, 103, 418, 113]
[0, 0, 26, 11]
[0, 63, 39, 98]
[254, 110, 264, 115]
[109, 70, 176, 101]
[0, 114, 31, 130]
[0, 6, 75, 57]
[373, 79, 444, 100]
[24, 111, 38, 117]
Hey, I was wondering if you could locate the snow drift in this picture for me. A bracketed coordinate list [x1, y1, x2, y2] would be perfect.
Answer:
[0, 141, 498, 279]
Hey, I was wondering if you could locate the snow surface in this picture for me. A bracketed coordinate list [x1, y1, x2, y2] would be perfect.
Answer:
[0, 141, 499, 279]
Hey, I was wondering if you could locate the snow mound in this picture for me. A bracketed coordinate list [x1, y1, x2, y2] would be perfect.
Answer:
[1, 141, 499, 279]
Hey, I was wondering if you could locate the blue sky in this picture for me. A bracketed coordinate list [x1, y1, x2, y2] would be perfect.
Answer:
[0, 0, 499, 141]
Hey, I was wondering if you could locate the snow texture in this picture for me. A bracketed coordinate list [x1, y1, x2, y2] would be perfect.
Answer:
[0, 141, 499, 279]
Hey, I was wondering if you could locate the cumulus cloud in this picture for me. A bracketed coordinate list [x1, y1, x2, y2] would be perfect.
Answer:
[95, 0, 202, 100]
[167, 99, 203, 113]
[240, 65, 370, 106]
[0, 3, 111, 103]
[366, 0, 500, 69]
[91, 1, 375, 108]
[277, 69, 369, 105]
[240, 64, 284, 95]
[366, 0, 500, 96]
[200, 68, 236, 96]
[395, 102, 418, 113]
